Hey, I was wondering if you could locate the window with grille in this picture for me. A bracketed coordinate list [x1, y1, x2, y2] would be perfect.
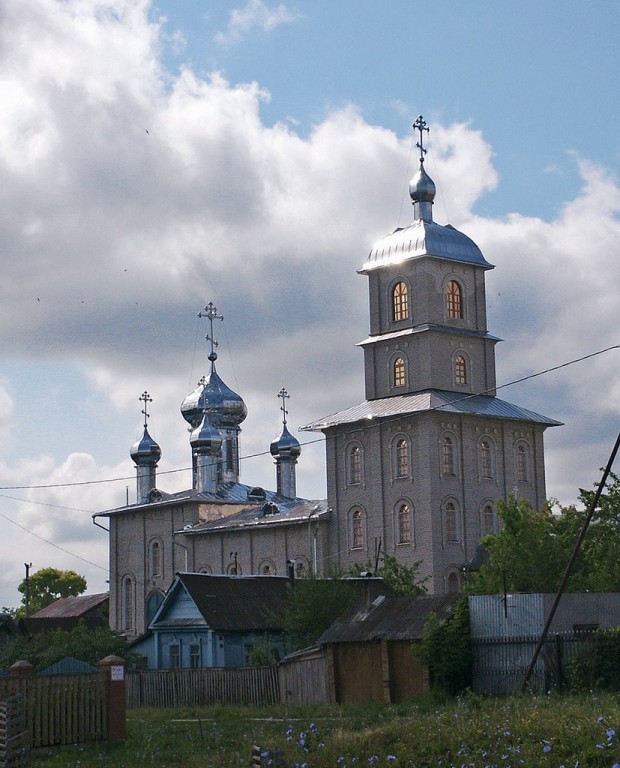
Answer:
[447, 280, 463, 319]
[352, 509, 364, 549]
[392, 282, 409, 321]
[349, 445, 362, 484]
[483, 504, 495, 534]
[395, 438, 409, 478]
[393, 357, 406, 387]
[442, 436, 455, 476]
[480, 441, 492, 479]
[455, 354, 467, 385]
[445, 502, 458, 542]
[517, 444, 528, 481]
[397, 503, 412, 544]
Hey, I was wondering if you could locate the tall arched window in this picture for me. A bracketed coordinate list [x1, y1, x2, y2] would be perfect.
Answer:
[447, 571, 460, 594]
[455, 354, 467, 385]
[483, 504, 495, 535]
[480, 440, 492, 479]
[392, 282, 409, 321]
[445, 502, 458, 543]
[150, 540, 162, 579]
[442, 436, 455, 476]
[395, 438, 409, 478]
[393, 357, 406, 387]
[397, 503, 412, 544]
[122, 576, 134, 632]
[447, 280, 463, 319]
[348, 444, 362, 485]
[351, 509, 364, 549]
[516, 444, 528, 482]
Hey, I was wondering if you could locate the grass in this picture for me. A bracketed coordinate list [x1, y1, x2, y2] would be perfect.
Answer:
[30, 692, 620, 768]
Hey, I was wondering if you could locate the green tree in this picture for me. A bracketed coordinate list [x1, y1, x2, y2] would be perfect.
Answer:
[349, 552, 428, 596]
[19, 567, 87, 614]
[281, 572, 356, 650]
[418, 594, 472, 694]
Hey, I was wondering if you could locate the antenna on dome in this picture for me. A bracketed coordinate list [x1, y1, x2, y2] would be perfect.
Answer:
[198, 301, 224, 367]
[139, 390, 153, 429]
[412, 115, 429, 164]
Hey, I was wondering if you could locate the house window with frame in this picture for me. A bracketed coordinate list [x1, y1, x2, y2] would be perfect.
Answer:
[516, 444, 528, 482]
[455, 354, 467, 385]
[397, 503, 412, 545]
[393, 357, 406, 387]
[190, 644, 201, 669]
[442, 436, 456, 476]
[392, 281, 409, 321]
[351, 509, 364, 550]
[348, 444, 362, 485]
[445, 502, 458, 543]
[170, 643, 180, 669]
[395, 438, 409, 478]
[480, 440, 492, 479]
[447, 280, 463, 319]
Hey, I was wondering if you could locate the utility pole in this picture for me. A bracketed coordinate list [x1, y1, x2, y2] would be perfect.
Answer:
[24, 562, 32, 617]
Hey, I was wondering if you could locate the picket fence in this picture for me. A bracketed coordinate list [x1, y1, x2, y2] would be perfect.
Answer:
[126, 665, 280, 708]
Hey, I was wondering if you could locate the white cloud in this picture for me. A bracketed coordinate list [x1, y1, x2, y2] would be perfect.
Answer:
[1, 0, 619, 606]
[214, 0, 303, 46]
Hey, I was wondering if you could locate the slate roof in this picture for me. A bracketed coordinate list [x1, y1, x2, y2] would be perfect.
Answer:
[153, 573, 293, 633]
[317, 593, 459, 644]
[301, 390, 562, 432]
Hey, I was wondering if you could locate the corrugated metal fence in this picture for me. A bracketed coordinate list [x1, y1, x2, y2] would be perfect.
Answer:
[472, 632, 591, 694]
[126, 666, 279, 708]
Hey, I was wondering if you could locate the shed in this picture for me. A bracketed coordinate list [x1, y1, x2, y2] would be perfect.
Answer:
[20, 593, 109, 635]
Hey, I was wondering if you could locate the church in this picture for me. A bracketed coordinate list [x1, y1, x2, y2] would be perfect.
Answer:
[95, 117, 560, 639]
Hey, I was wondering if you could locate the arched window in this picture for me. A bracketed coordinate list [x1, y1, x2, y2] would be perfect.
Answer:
[516, 444, 529, 482]
[392, 282, 409, 321]
[149, 540, 162, 579]
[295, 558, 308, 578]
[397, 503, 412, 544]
[442, 436, 456, 476]
[445, 502, 458, 543]
[351, 509, 364, 549]
[447, 571, 460, 594]
[122, 576, 134, 632]
[393, 357, 406, 387]
[483, 504, 495, 535]
[480, 440, 493, 479]
[259, 560, 276, 575]
[348, 444, 363, 485]
[395, 438, 409, 478]
[455, 354, 467, 385]
[447, 280, 463, 319]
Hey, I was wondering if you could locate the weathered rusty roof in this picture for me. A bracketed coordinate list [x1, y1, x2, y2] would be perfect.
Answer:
[29, 592, 108, 619]
[152, 573, 293, 633]
[179, 500, 329, 536]
[301, 390, 562, 432]
[317, 593, 459, 644]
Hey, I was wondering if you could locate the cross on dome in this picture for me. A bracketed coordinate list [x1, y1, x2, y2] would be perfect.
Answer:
[412, 115, 429, 164]
[198, 301, 224, 366]
[278, 387, 290, 425]
[139, 390, 153, 429]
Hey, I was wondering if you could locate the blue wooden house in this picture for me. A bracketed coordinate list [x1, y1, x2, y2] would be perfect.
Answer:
[131, 573, 292, 669]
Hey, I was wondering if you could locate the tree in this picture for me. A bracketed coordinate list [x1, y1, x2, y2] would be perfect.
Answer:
[349, 553, 428, 596]
[281, 572, 356, 650]
[418, 595, 472, 694]
[18, 567, 87, 615]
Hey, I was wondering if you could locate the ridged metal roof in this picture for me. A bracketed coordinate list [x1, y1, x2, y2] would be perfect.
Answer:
[301, 389, 562, 431]
[180, 500, 329, 535]
[359, 220, 493, 273]
[318, 593, 459, 643]
[356, 324, 501, 347]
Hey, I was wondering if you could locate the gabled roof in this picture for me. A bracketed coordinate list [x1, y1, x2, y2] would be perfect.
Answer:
[29, 593, 108, 619]
[301, 390, 562, 432]
[151, 573, 292, 633]
[317, 593, 459, 644]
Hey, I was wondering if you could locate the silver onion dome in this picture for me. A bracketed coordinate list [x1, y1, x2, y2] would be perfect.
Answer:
[130, 427, 161, 465]
[270, 422, 301, 459]
[181, 365, 247, 430]
[409, 162, 436, 204]
[190, 411, 223, 453]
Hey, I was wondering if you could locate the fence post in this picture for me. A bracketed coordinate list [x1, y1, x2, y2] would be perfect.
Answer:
[99, 655, 127, 741]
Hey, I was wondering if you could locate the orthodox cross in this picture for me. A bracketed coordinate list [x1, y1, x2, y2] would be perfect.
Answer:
[412, 115, 429, 163]
[277, 387, 290, 426]
[198, 301, 224, 363]
[139, 390, 153, 429]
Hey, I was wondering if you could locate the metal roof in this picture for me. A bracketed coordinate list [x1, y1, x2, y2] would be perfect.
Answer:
[179, 500, 329, 536]
[318, 593, 459, 644]
[301, 390, 562, 432]
[356, 324, 501, 347]
[29, 592, 109, 619]
[359, 220, 493, 273]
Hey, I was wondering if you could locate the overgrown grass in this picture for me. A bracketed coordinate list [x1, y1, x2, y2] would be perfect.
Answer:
[31, 693, 620, 767]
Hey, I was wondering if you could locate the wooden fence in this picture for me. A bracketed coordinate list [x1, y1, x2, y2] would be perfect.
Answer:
[126, 666, 279, 708]
[278, 647, 330, 706]
[0, 694, 28, 768]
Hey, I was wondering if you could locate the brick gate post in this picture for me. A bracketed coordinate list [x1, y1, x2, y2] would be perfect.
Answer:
[99, 655, 127, 741]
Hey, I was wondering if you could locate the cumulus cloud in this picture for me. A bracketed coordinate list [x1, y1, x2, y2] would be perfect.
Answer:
[214, 0, 303, 46]
[0, 0, 619, 607]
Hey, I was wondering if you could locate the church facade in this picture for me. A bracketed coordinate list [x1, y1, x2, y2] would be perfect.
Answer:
[96, 117, 560, 638]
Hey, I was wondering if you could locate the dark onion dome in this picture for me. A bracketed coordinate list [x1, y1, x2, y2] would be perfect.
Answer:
[409, 161, 436, 204]
[190, 411, 223, 454]
[181, 366, 247, 430]
[270, 423, 301, 459]
[130, 427, 161, 465]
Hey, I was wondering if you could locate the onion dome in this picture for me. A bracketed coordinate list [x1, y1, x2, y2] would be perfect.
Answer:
[270, 422, 301, 459]
[181, 366, 247, 430]
[190, 411, 222, 454]
[130, 426, 161, 465]
[409, 162, 436, 205]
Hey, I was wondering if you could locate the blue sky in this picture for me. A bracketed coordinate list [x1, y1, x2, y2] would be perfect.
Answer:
[0, 0, 619, 608]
